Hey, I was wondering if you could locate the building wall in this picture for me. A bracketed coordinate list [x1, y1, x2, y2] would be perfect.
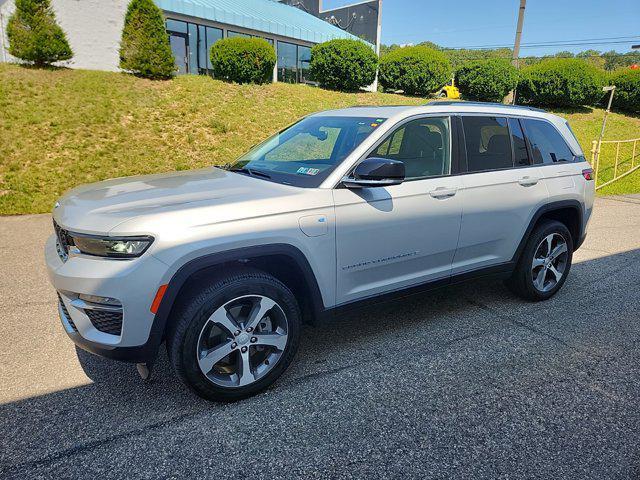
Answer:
[279, 0, 381, 48]
[0, 0, 128, 71]
[0, 0, 16, 64]
[0, 0, 361, 87]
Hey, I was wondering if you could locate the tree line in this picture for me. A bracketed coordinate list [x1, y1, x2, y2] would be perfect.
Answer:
[380, 42, 640, 71]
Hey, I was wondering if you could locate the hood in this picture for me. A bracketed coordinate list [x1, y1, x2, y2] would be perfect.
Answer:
[53, 167, 304, 233]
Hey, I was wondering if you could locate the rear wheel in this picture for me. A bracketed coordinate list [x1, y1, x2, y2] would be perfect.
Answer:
[507, 220, 573, 301]
[167, 269, 301, 402]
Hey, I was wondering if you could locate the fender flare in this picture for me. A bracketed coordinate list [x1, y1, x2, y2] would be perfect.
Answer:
[511, 199, 584, 264]
[142, 244, 326, 363]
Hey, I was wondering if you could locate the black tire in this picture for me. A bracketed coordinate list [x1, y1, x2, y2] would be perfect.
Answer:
[167, 268, 301, 402]
[506, 220, 573, 301]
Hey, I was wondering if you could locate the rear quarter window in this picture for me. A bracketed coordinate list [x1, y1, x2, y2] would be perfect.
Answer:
[521, 118, 574, 164]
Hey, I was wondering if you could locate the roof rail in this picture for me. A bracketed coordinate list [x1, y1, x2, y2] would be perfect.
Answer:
[425, 100, 546, 113]
[344, 104, 413, 108]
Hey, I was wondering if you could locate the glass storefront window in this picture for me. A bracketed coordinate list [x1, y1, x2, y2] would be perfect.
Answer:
[277, 41, 297, 83]
[251, 35, 274, 46]
[166, 19, 187, 34]
[206, 26, 223, 70]
[198, 25, 207, 73]
[188, 23, 198, 74]
[228, 31, 250, 38]
[297, 45, 312, 84]
[167, 19, 223, 75]
[166, 18, 309, 83]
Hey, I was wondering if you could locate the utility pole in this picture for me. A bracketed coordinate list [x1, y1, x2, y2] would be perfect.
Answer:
[593, 86, 616, 182]
[505, 0, 527, 104]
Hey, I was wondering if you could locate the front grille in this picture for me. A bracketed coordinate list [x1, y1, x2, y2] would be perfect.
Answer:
[57, 293, 77, 332]
[53, 220, 73, 261]
[85, 309, 123, 336]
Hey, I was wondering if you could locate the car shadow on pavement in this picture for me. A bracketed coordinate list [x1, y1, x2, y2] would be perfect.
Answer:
[1, 247, 639, 474]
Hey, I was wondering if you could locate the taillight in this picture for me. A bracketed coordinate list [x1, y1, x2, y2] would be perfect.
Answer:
[582, 168, 594, 181]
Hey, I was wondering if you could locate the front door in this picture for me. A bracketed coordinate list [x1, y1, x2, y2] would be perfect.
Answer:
[333, 116, 463, 306]
[169, 33, 188, 75]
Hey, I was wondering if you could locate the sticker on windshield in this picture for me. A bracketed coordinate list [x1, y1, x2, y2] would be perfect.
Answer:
[358, 119, 385, 128]
[297, 167, 320, 176]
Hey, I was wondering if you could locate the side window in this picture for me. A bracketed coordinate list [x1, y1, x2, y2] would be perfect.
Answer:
[509, 118, 530, 167]
[521, 119, 574, 164]
[369, 117, 451, 179]
[462, 116, 513, 172]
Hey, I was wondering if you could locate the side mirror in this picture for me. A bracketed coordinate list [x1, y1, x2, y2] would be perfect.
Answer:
[342, 157, 405, 188]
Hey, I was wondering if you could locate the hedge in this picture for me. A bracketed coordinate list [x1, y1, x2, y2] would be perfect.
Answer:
[610, 69, 640, 113]
[7, 0, 73, 67]
[309, 39, 378, 91]
[119, 0, 175, 80]
[379, 46, 451, 96]
[456, 59, 518, 102]
[517, 58, 604, 107]
[210, 37, 276, 84]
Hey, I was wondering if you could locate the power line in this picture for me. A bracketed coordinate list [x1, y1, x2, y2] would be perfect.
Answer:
[445, 35, 640, 51]
[397, 50, 640, 62]
[454, 34, 640, 48]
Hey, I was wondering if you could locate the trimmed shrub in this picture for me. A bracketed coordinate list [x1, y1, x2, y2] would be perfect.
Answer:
[517, 58, 604, 107]
[119, 0, 175, 80]
[7, 0, 73, 67]
[379, 46, 451, 96]
[210, 37, 276, 84]
[309, 39, 378, 91]
[610, 69, 640, 113]
[456, 59, 518, 102]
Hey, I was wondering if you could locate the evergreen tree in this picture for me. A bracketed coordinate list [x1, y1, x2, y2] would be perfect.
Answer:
[119, 0, 175, 80]
[7, 0, 73, 67]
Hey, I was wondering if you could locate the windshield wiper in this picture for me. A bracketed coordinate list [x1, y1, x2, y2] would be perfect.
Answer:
[228, 167, 271, 179]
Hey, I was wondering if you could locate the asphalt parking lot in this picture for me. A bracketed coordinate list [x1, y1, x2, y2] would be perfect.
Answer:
[1, 195, 639, 479]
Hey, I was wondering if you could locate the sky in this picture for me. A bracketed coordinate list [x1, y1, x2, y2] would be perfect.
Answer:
[322, 0, 640, 55]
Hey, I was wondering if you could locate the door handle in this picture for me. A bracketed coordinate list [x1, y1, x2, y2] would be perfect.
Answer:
[429, 187, 457, 199]
[518, 176, 540, 187]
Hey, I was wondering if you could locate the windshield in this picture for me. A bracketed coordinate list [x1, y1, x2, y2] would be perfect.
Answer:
[229, 116, 386, 187]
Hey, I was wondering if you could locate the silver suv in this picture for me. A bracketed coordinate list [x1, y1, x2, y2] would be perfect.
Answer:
[46, 102, 595, 401]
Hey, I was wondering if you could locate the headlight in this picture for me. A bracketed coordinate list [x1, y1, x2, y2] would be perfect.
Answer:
[70, 234, 154, 258]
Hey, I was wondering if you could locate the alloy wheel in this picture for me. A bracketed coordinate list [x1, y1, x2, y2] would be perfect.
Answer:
[531, 233, 569, 293]
[196, 295, 288, 388]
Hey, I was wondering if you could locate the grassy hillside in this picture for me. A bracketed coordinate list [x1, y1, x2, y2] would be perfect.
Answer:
[1, 64, 639, 214]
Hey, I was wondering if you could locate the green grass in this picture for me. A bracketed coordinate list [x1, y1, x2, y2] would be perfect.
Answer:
[1, 63, 639, 214]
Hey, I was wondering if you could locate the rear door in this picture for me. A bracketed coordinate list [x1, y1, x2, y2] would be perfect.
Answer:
[452, 115, 549, 274]
[520, 117, 584, 197]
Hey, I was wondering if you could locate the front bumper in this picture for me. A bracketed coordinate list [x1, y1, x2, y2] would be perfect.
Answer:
[46, 234, 169, 363]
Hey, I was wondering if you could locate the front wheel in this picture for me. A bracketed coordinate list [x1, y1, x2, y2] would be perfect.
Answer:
[507, 220, 573, 301]
[167, 269, 301, 402]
